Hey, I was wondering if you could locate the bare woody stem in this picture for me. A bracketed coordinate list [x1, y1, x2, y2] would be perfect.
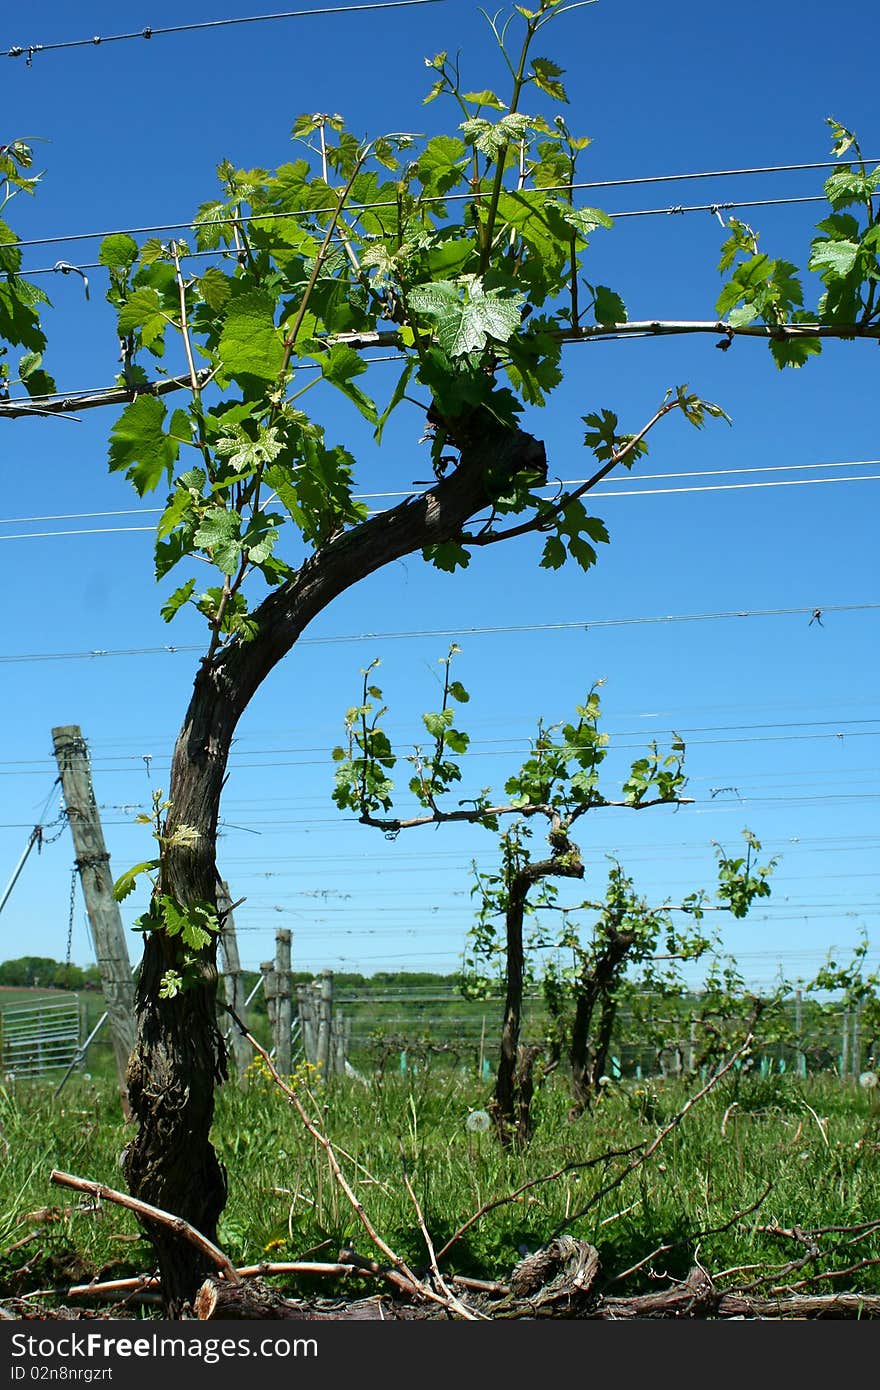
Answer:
[170, 242, 202, 400]
[226, 1009, 463, 1313]
[462, 398, 681, 550]
[279, 155, 368, 374]
[433, 1139, 648, 1264]
[7, 320, 880, 420]
[549, 1020, 759, 1238]
[358, 793, 693, 833]
[49, 1170, 240, 1285]
[399, 1159, 484, 1320]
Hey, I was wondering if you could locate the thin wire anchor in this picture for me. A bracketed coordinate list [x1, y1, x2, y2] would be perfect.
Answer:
[53, 260, 90, 300]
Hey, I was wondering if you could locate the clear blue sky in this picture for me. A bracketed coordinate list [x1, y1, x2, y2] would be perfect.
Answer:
[1, 0, 878, 989]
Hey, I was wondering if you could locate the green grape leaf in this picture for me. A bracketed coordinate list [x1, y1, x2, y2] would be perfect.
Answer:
[416, 136, 469, 196]
[193, 508, 243, 573]
[219, 290, 286, 382]
[540, 535, 566, 569]
[462, 89, 508, 110]
[99, 233, 139, 269]
[108, 395, 180, 496]
[591, 285, 627, 326]
[808, 238, 860, 279]
[117, 287, 168, 348]
[199, 266, 233, 311]
[530, 57, 567, 101]
[112, 860, 160, 901]
[424, 540, 471, 572]
[160, 578, 196, 623]
[409, 278, 525, 358]
[769, 336, 822, 369]
[18, 349, 55, 397]
[316, 344, 378, 423]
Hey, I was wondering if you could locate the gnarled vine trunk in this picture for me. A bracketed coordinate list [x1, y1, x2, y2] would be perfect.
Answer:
[493, 828, 583, 1146]
[123, 419, 547, 1312]
[124, 665, 236, 1314]
[568, 928, 636, 1115]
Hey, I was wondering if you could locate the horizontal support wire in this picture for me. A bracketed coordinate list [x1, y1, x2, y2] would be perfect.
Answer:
[2, 473, 880, 540]
[2, 458, 878, 526]
[0, 602, 876, 666]
[4, 0, 445, 60]
[4, 318, 880, 420]
[7, 162, 879, 254]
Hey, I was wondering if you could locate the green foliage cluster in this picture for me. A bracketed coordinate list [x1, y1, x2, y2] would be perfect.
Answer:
[19, 0, 869, 999]
[78, 0, 874, 663]
[328, 647, 779, 1100]
[93, 0, 645, 635]
[809, 929, 880, 1047]
[332, 654, 691, 830]
[0, 139, 55, 398]
[111, 789, 220, 996]
[715, 120, 880, 366]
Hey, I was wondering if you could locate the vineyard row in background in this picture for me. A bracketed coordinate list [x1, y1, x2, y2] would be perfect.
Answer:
[1, 966, 876, 1087]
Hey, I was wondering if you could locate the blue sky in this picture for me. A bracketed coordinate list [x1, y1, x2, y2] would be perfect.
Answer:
[1, 0, 878, 989]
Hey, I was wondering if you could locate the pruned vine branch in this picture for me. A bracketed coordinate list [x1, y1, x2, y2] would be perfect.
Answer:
[4, 318, 880, 421]
[49, 1170, 240, 1285]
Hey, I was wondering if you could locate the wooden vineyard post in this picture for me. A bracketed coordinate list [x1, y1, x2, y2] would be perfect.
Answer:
[217, 881, 249, 1079]
[261, 961, 278, 1059]
[51, 726, 135, 1107]
[296, 985, 316, 1065]
[317, 969, 333, 1077]
[274, 929, 292, 1077]
[795, 988, 807, 1078]
[331, 1013, 349, 1076]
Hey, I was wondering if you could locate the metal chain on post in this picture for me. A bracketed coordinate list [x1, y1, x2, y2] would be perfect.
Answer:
[65, 865, 78, 980]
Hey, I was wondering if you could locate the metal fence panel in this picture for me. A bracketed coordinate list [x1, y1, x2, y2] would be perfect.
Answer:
[0, 999, 82, 1077]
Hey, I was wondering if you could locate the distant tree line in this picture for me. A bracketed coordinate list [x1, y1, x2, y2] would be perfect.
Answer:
[0, 957, 461, 998]
[0, 956, 102, 991]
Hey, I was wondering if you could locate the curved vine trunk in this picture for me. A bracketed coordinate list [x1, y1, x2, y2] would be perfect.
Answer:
[494, 872, 530, 1146]
[568, 929, 635, 1115]
[493, 827, 583, 1146]
[124, 665, 236, 1315]
[123, 420, 547, 1312]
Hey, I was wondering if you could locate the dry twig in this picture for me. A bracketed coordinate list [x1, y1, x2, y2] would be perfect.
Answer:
[226, 1007, 471, 1317]
[551, 1025, 757, 1239]
[399, 1154, 483, 1321]
[434, 1139, 647, 1265]
[49, 1170, 240, 1285]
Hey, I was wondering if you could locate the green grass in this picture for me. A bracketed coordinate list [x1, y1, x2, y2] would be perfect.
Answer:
[1, 1068, 878, 1310]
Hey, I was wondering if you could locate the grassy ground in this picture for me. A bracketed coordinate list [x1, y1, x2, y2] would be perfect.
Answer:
[1, 1066, 878, 1311]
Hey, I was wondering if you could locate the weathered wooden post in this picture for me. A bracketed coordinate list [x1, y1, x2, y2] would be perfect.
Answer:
[51, 726, 135, 1108]
[852, 1002, 862, 1080]
[794, 988, 807, 1078]
[260, 961, 278, 1054]
[296, 984, 316, 1064]
[317, 969, 333, 1076]
[274, 929, 292, 1076]
[331, 1011, 350, 1076]
[217, 881, 249, 1080]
